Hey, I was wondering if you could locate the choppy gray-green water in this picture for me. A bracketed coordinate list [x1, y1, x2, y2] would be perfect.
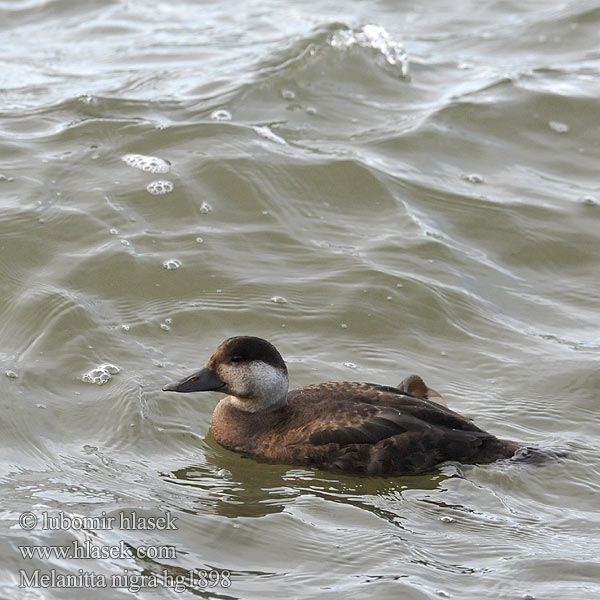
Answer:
[1, 1, 599, 598]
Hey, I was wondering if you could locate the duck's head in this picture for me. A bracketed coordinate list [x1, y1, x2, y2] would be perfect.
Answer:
[162, 336, 289, 413]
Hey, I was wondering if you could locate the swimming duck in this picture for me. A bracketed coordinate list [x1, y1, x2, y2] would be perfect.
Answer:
[162, 336, 521, 476]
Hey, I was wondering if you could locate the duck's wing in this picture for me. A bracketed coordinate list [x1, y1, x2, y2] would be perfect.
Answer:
[308, 407, 407, 446]
[296, 385, 516, 475]
[307, 401, 485, 447]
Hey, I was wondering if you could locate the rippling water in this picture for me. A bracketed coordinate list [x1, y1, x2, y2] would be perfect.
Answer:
[1, 1, 599, 598]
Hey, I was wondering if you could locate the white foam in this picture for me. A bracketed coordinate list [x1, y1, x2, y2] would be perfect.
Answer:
[121, 153, 170, 174]
[146, 180, 174, 195]
[78, 94, 97, 105]
[210, 109, 232, 121]
[82, 363, 120, 385]
[549, 121, 569, 133]
[200, 201, 212, 213]
[330, 25, 409, 77]
[163, 258, 182, 270]
[462, 173, 484, 184]
[253, 126, 287, 145]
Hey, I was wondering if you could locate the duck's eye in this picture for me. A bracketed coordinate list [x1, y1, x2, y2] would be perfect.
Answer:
[188, 376, 198, 382]
[230, 355, 243, 363]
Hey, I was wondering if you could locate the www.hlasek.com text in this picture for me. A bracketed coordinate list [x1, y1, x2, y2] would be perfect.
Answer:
[20, 540, 176, 561]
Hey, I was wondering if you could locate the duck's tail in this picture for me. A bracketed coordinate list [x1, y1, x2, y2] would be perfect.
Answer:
[507, 444, 568, 465]
[478, 438, 566, 466]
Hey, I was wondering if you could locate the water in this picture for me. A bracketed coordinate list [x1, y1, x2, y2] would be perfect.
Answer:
[1, 1, 599, 598]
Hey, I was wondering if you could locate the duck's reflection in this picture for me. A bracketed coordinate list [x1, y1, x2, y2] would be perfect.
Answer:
[165, 432, 459, 521]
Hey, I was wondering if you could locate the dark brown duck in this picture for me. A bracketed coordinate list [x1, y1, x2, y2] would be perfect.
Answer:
[162, 336, 522, 476]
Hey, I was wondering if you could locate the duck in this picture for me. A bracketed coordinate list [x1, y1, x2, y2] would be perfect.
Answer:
[162, 336, 522, 476]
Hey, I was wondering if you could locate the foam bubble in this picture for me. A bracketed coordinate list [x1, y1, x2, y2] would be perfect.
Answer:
[210, 109, 232, 121]
[5, 370, 18, 379]
[82, 363, 120, 385]
[270, 296, 288, 304]
[549, 121, 569, 133]
[462, 173, 484, 184]
[343, 362, 357, 369]
[78, 94, 97, 105]
[163, 258, 182, 270]
[200, 201, 212, 214]
[330, 24, 409, 77]
[146, 180, 174, 195]
[121, 153, 170, 174]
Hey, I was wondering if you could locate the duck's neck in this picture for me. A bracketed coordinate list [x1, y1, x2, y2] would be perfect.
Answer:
[226, 394, 286, 413]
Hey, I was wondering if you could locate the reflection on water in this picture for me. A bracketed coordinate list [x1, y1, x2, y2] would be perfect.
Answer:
[1, 0, 599, 598]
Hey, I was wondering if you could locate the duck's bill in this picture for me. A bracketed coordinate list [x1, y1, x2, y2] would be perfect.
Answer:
[162, 367, 225, 393]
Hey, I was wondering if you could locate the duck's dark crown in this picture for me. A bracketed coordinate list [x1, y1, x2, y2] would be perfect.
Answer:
[214, 336, 287, 371]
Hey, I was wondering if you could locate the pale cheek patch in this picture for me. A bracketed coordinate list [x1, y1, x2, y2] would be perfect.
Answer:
[226, 361, 288, 412]
[218, 363, 252, 396]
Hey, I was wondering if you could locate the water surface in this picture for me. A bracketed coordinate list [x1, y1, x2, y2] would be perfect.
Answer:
[1, 1, 599, 599]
